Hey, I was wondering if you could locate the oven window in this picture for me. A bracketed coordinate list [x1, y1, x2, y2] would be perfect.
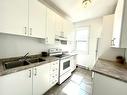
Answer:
[63, 60, 70, 70]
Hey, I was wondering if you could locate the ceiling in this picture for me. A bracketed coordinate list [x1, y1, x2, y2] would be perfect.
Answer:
[46, 0, 118, 22]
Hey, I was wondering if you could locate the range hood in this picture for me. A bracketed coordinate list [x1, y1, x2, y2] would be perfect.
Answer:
[55, 35, 67, 45]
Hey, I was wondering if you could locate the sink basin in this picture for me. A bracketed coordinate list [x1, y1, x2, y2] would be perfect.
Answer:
[3, 60, 30, 70]
[27, 58, 45, 63]
[3, 57, 46, 70]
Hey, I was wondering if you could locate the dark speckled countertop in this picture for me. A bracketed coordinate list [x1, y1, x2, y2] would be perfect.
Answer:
[0, 55, 59, 76]
[92, 59, 127, 83]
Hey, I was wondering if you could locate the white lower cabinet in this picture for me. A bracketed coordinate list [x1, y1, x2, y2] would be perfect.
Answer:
[93, 73, 127, 95]
[33, 63, 51, 95]
[71, 55, 77, 72]
[33, 60, 59, 95]
[0, 68, 33, 95]
[0, 60, 59, 95]
[49, 61, 59, 87]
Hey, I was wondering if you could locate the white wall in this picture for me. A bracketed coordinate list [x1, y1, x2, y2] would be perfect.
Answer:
[0, 34, 46, 58]
[0, 33, 72, 59]
[74, 18, 103, 69]
[98, 15, 125, 61]
[75, 15, 125, 69]
[125, 49, 127, 62]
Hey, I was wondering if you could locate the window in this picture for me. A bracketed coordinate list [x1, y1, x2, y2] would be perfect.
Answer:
[76, 26, 90, 54]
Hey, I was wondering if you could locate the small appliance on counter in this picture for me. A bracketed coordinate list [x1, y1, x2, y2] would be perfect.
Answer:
[48, 48, 72, 84]
[41, 51, 49, 57]
[116, 56, 125, 64]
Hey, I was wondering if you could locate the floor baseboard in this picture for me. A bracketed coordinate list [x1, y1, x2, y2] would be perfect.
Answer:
[76, 64, 91, 71]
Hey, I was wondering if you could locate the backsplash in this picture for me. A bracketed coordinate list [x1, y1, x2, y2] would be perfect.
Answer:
[0, 33, 73, 59]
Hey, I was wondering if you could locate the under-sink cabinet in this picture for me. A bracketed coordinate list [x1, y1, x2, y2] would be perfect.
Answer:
[0, 68, 33, 95]
[0, 60, 59, 95]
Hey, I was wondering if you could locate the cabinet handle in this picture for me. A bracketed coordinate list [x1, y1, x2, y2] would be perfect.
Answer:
[34, 68, 37, 76]
[24, 27, 27, 35]
[30, 28, 32, 35]
[111, 40, 114, 46]
[113, 38, 116, 46]
[29, 70, 32, 78]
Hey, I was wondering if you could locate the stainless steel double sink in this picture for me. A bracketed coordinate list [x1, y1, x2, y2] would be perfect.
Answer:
[3, 58, 46, 70]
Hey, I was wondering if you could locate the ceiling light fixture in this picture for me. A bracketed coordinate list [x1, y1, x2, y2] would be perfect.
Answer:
[82, 0, 92, 7]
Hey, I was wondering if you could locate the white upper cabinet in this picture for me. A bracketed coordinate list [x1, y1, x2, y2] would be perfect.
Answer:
[0, 0, 28, 36]
[29, 0, 46, 38]
[0, 0, 75, 42]
[62, 19, 69, 38]
[55, 14, 63, 36]
[55, 14, 74, 39]
[112, 0, 127, 48]
[0, 0, 46, 38]
[46, 8, 55, 44]
[63, 19, 74, 39]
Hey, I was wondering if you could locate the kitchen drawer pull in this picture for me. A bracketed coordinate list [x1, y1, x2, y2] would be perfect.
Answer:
[34, 68, 37, 76]
[24, 27, 27, 35]
[29, 70, 32, 78]
[30, 28, 32, 35]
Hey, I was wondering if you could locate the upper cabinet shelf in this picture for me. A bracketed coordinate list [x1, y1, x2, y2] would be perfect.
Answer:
[112, 0, 127, 48]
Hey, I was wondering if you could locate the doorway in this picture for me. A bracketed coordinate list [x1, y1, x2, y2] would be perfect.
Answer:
[76, 26, 90, 68]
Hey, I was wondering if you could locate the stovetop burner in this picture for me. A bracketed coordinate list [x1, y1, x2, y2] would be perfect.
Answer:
[54, 54, 70, 58]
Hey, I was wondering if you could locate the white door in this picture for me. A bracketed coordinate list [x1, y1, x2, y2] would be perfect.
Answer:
[33, 64, 50, 95]
[0, 0, 28, 36]
[46, 8, 55, 44]
[29, 0, 46, 38]
[0, 69, 32, 95]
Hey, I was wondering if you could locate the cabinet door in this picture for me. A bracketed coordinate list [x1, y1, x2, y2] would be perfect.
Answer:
[0, 0, 28, 36]
[93, 73, 127, 95]
[67, 23, 75, 41]
[63, 19, 71, 38]
[33, 63, 50, 95]
[46, 8, 55, 44]
[55, 14, 63, 36]
[49, 61, 59, 87]
[0, 69, 32, 95]
[29, 0, 46, 38]
[112, 0, 124, 47]
[62, 19, 68, 38]
[71, 56, 77, 72]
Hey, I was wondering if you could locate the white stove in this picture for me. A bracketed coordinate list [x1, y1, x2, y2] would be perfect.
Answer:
[48, 48, 72, 84]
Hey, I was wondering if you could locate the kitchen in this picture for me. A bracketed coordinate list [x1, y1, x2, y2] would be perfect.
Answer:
[0, 0, 127, 95]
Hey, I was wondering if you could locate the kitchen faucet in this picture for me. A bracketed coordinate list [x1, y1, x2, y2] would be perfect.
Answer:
[19, 52, 30, 61]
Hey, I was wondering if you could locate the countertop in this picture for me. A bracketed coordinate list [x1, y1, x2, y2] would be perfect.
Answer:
[92, 59, 127, 83]
[0, 55, 59, 76]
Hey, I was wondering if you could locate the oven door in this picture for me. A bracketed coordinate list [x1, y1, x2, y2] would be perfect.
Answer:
[60, 57, 71, 76]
